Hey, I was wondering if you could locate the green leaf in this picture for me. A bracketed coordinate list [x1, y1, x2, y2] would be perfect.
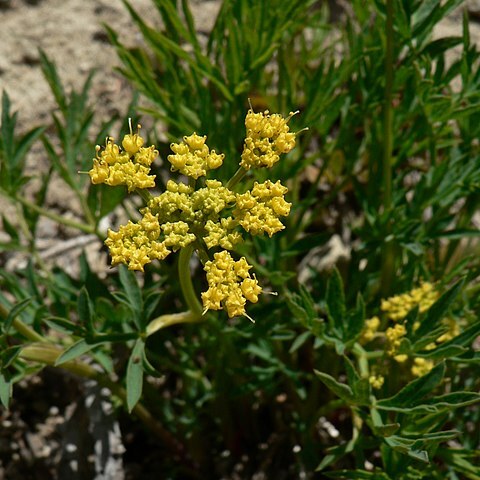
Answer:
[431, 319, 480, 354]
[344, 356, 360, 385]
[1, 345, 22, 369]
[314, 370, 356, 404]
[118, 265, 143, 328]
[325, 267, 346, 336]
[286, 292, 310, 326]
[55, 339, 96, 366]
[78, 287, 95, 333]
[39, 49, 66, 113]
[316, 439, 357, 472]
[423, 392, 480, 410]
[126, 338, 145, 412]
[384, 435, 429, 463]
[374, 423, 400, 437]
[420, 36, 463, 58]
[44, 316, 84, 335]
[289, 331, 311, 353]
[4, 297, 32, 334]
[0, 372, 12, 409]
[346, 293, 365, 342]
[377, 391, 480, 414]
[417, 344, 467, 360]
[413, 430, 459, 442]
[377, 362, 445, 408]
[1, 215, 19, 243]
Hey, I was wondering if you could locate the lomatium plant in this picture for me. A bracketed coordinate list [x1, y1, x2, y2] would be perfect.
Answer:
[89, 109, 296, 324]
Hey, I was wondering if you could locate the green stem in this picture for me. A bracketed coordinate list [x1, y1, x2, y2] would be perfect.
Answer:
[352, 343, 370, 378]
[13, 194, 96, 235]
[146, 310, 202, 336]
[380, 0, 395, 296]
[78, 190, 96, 227]
[136, 188, 153, 205]
[0, 304, 48, 344]
[227, 167, 247, 189]
[178, 245, 203, 315]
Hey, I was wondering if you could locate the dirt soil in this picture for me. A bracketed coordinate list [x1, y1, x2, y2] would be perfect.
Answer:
[1, 1, 480, 479]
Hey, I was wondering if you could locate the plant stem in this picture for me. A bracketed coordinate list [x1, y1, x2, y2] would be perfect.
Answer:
[227, 167, 247, 189]
[13, 194, 96, 235]
[78, 191, 96, 227]
[352, 343, 370, 378]
[136, 188, 153, 205]
[146, 310, 202, 336]
[178, 245, 203, 316]
[380, 0, 395, 296]
[0, 304, 47, 343]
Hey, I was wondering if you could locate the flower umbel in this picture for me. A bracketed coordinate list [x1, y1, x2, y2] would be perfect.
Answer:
[91, 109, 298, 319]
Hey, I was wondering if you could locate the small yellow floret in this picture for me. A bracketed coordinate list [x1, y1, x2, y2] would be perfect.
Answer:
[436, 317, 460, 343]
[360, 316, 380, 343]
[369, 375, 384, 389]
[122, 127, 144, 155]
[411, 357, 434, 377]
[385, 324, 406, 356]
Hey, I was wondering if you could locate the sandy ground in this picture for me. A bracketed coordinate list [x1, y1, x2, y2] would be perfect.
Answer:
[1, 0, 221, 132]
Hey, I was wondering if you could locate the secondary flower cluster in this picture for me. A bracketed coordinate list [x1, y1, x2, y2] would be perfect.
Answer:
[89, 110, 297, 318]
[361, 282, 460, 378]
[380, 282, 438, 321]
[202, 251, 262, 319]
[89, 126, 158, 192]
[241, 109, 296, 169]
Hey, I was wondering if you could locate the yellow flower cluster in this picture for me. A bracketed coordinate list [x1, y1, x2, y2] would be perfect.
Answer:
[360, 316, 380, 343]
[92, 109, 298, 318]
[369, 375, 384, 389]
[437, 317, 460, 343]
[380, 282, 438, 321]
[240, 109, 296, 169]
[202, 251, 262, 319]
[105, 211, 170, 272]
[235, 180, 291, 237]
[385, 324, 406, 357]
[89, 127, 158, 192]
[168, 133, 224, 179]
[411, 357, 434, 377]
[204, 218, 242, 250]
